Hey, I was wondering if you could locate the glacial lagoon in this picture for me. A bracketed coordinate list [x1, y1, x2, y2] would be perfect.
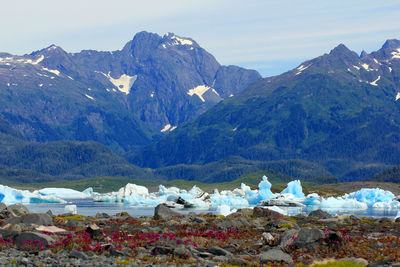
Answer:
[2, 175, 400, 218]
[25, 198, 399, 218]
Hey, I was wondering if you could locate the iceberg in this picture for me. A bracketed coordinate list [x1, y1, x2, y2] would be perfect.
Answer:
[345, 188, 395, 207]
[3, 173, 394, 216]
[35, 188, 92, 199]
[281, 180, 305, 198]
[211, 189, 249, 209]
[320, 197, 368, 210]
[0, 184, 66, 205]
[64, 204, 77, 214]
[215, 204, 237, 216]
[245, 176, 275, 205]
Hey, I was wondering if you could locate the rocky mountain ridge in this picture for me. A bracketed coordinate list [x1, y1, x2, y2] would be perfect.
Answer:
[130, 39, 400, 180]
[0, 31, 260, 152]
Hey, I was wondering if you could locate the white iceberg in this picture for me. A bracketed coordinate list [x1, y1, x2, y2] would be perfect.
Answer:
[0, 184, 66, 205]
[215, 204, 237, 216]
[320, 197, 368, 210]
[64, 204, 77, 214]
[35, 187, 93, 199]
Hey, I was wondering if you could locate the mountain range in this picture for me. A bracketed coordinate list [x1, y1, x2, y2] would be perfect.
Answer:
[0, 31, 260, 152]
[129, 39, 400, 180]
[1, 33, 400, 183]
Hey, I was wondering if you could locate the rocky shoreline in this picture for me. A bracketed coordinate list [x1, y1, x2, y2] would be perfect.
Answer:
[0, 203, 399, 266]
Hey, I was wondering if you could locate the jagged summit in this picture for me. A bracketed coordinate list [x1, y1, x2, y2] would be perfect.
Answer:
[360, 50, 369, 58]
[382, 39, 400, 49]
[328, 43, 359, 60]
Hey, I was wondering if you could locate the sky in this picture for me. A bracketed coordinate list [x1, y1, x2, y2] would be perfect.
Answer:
[2, 0, 400, 77]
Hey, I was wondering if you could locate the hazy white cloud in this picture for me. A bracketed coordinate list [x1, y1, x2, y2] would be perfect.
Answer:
[1, 0, 400, 77]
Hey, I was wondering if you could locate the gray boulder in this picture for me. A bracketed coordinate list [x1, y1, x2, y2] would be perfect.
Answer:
[308, 209, 332, 219]
[0, 203, 10, 219]
[295, 227, 324, 250]
[154, 204, 181, 220]
[14, 232, 54, 250]
[259, 248, 293, 264]
[5, 213, 53, 226]
[7, 204, 29, 217]
[208, 246, 232, 256]
[174, 244, 192, 259]
[69, 250, 89, 260]
[279, 228, 300, 250]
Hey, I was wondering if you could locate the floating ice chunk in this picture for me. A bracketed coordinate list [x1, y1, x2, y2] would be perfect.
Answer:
[372, 201, 400, 210]
[211, 189, 249, 209]
[215, 204, 236, 216]
[124, 194, 160, 206]
[258, 176, 275, 200]
[82, 187, 93, 197]
[346, 188, 394, 207]
[281, 180, 305, 199]
[119, 183, 149, 198]
[320, 197, 368, 210]
[303, 193, 321, 205]
[0, 185, 66, 205]
[64, 205, 77, 214]
[94, 183, 149, 203]
[36, 188, 92, 199]
[189, 185, 204, 198]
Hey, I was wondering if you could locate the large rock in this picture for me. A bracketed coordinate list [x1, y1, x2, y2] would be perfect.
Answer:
[174, 244, 192, 259]
[7, 204, 29, 217]
[252, 207, 284, 220]
[154, 204, 181, 220]
[5, 213, 53, 226]
[14, 232, 55, 250]
[0, 204, 10, 219]
[208, 246, 232, 257]
[279, 228, 300, 251]
[258, 248, 293, 264]
[295, 227, 325, 250]
[308, 209, 332, 219]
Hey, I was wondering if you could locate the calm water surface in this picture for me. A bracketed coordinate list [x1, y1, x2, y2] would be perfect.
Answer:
[25, 199, 399, 218]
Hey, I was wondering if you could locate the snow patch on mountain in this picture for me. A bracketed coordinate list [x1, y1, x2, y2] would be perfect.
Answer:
[361, 63, 370, 70]
[162, 35, 194, 48]
[85, 94, 95, 100]
[47, 45, 58, 51]
[160, 124, 171, 132]
[187, 85, 213, 102]
[370, 75, 381, 86]
[353, 65, 360, 70]
[0, 55, 44, 66]
[171, 36, 193, 46]
[42, 67, 60, 76]
[295, 64, 311, 75]
[396, 92, 400, 101]
[391, 48, 400, 59]
[102, 72, 137, 95]
[26, 55, 44, 65]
